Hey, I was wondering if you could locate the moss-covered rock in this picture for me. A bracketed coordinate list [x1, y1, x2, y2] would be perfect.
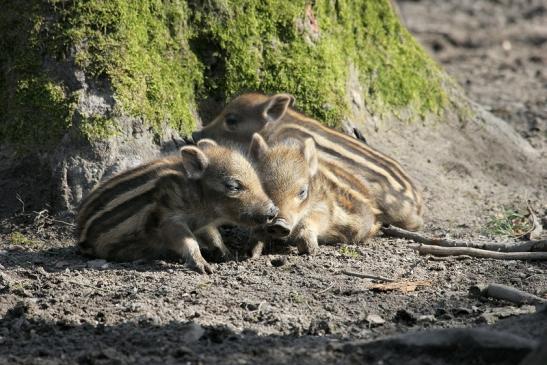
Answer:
[1, 0, 450, 150]
[190, 0, 449, 126]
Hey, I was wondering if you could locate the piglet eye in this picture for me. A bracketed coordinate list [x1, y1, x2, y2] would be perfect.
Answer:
[224, 179, 243, 192]
[298, 185, 309, 200]
[225, 115, 238, 130]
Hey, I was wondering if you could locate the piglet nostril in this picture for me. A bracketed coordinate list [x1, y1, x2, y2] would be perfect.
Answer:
[267, 219, 291, 238]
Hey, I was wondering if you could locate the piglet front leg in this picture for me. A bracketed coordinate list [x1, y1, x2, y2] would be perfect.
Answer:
[247, 227, 268, 259]
[293, 224, 319, 255]
[160, 216, 213, 274]
[195, 225, 233, 262]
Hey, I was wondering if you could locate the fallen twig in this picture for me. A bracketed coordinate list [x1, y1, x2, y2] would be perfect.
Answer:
[34, 209, 75, 227]
[318, 282, 335, 294]
[470, 283, 546, 305]
[410, 244, 547, 260]
[382, 225, 547, 252]
[340, 270, 394, 282]
[16, 193, 25, 214]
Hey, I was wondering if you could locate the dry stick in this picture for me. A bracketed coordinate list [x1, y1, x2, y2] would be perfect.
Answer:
[318, 282, 335, 294]
[410, 244, 547, 260]
[470, 283, 547, 305]
[381, 225, 547, 252]
[340, 270, 395, 282]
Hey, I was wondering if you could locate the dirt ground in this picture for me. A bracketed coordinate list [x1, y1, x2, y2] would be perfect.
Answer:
[1, 0, 546, 364]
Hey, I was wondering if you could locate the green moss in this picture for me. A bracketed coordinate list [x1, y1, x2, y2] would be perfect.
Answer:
[1, 0, 202, 147]
[1, 0, 450, 149]
[10, 231, 34, 246]
[80, 115, 121, 141]
[339, 244, 361, 258]
[190, 0, 449, 125]
[189, 1, 349, 126]
[0, 2, 76, 150]
[58, 0, 203, 137]
[484, 208, 532, 237]
[8, 76, 75, 150]
[52, 0, 201, 138]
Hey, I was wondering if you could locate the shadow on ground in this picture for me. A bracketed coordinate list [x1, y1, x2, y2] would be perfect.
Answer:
[1, 299, 543, 365]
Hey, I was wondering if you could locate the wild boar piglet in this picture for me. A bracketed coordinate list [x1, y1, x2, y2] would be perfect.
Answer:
[248, 133, 381, 257]
[194, 92, 423, 231]
[77, 139, 278, 273]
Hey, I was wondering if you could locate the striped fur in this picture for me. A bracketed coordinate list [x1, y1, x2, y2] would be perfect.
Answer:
[249, 134, 380, 255]
[194, 93, 423, 231]
[76, 141, 276, 273]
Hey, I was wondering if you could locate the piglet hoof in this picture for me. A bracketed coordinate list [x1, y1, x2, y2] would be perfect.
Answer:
[186, 255, 213, 274]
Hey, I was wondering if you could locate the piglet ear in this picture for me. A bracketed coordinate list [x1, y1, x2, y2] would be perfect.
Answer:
[285, 93, 296, 107]
[249, 133, 269, 161]
[303, 138, 318, 177]
[262, 93, 294, 123]
[180, 146, 209, 179]
[196, 138, 217, 150]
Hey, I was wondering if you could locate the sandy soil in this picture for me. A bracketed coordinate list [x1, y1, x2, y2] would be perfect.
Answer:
[1, 0, 546, 364]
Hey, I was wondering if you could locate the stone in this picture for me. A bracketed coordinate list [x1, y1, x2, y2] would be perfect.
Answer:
[87, 259, 109, 269]
[270, 256, 288, 267]
[365, 314, 386, 326]
[417, 315, 436, 324]
[394, 309, 417, 325]
[308, 319, 333, 335]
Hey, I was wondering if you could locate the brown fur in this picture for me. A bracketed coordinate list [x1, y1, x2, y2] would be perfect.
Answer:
[76, 140, 277, 273]
[249, 134, 380, 255]
[193, 92, 423, 231]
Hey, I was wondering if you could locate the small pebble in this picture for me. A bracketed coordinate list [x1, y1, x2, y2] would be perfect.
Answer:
[366, 314, 385, 326]
[87, 259, 109, 269]
[270, 256, 288, 267]
[54, 261, 68, 268]
[394, 309, 417, 325]
[453, 307, 472, 316]
[417, 315, 436, 324]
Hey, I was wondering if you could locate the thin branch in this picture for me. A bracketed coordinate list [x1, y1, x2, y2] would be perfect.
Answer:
[26, 210, 76, 227]
[16, 193, 25, 214]
[381, 225, 547, 252]
[410, 243, 547, 260]
[318, 282, 335, 294]
[340, 270, 395, 282]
